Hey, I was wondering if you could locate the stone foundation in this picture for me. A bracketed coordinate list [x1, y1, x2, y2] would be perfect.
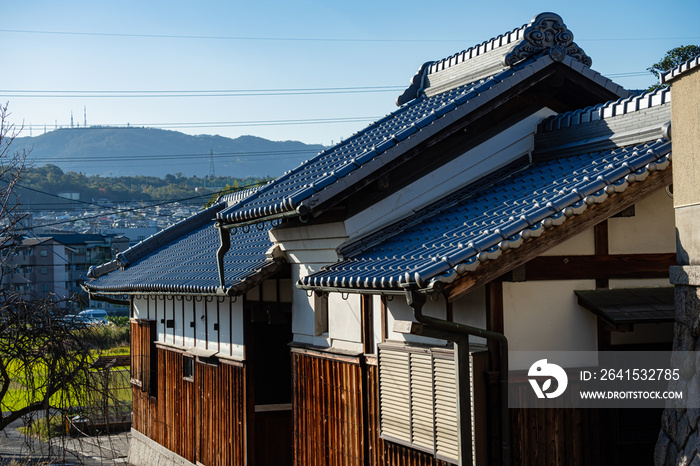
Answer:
[656, 267, 700, 465]
[128, 428, 195, 466]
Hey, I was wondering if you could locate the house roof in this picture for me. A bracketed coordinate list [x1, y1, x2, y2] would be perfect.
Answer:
[85, 189, 279, 295]
[299, 90, 672, 292]
[215, 13, 626, 228]
[575, 287, 675, 326]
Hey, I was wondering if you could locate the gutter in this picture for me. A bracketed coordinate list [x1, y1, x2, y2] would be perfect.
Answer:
[399, 288, 511, 466]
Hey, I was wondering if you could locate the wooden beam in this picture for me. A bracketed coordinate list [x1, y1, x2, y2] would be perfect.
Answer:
[446, 167, 672, 302]
[594, 220, 609, 289]
[503, 253, 675, 281]
[361, 294, 374, 354]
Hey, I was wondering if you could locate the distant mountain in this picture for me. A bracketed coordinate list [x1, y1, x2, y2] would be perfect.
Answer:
[14, 127, 326, 178]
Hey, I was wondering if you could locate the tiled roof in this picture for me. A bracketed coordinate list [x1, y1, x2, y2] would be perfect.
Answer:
[413, 12, 592, 101]
[300, 138, 671, 291]
[86, 188, 278, 295]
[533, 88, 671, 160]
[216, 53, 626, 226]
[660, 54, 700, 84]
[85, 216, 274, 294]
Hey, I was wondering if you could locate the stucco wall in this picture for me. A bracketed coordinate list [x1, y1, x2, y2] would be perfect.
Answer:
[669, 67, 700, 209]
[609, 189, 676, 254]
[503, 279, 598, 370]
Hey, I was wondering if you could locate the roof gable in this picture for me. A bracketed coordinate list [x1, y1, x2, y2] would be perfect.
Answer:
[217, 49, 627, 227]
[299, 132, 671, 292]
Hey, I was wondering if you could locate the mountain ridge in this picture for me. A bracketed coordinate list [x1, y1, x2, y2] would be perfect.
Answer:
[14, 126, 326, 178]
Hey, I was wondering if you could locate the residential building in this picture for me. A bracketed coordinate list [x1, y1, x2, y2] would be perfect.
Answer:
[86, 12, 678, 465]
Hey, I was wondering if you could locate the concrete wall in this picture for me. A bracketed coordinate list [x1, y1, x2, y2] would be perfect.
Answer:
[656, 65, 700, 466]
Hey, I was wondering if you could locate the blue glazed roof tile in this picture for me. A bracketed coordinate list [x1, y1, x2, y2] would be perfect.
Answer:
[86, 187, 276, 295]
[300, 138, 671, 291]
[85, 218, 273, 294]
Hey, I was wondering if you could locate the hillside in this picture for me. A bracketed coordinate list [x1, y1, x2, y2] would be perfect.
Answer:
[14, 127, 326, 178]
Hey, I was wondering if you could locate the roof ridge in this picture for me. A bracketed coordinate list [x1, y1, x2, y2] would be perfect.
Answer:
[398, 12, 592, 104]
[660, 54, 700, 84]
[537, 87, 671, 134]
[427, 24, 527, 76]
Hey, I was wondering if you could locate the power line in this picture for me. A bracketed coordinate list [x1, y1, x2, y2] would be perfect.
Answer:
[21, 116, 379, 131]
[0, 28, 472, 43]
[0, 87, 404, 98]
[1, 28, 699, 43]
[26, 148, 320, 164]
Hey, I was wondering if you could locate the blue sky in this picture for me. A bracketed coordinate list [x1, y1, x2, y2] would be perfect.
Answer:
[3, 1, 699, 159]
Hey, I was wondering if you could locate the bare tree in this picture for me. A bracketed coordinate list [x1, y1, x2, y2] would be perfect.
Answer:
[0, 104, 121, 436]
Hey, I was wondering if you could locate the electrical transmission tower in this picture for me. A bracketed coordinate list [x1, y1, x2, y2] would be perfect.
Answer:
[209, 150, 215, 179]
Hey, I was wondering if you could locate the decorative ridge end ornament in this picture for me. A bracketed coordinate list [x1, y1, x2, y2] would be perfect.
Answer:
[503, 12, 592, 68]
[396, 61, 433, 106]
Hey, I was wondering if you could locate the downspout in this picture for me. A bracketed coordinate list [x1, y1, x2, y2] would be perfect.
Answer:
[404, 288, 511, 466]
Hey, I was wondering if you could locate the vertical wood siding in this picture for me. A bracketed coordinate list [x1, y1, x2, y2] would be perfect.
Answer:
[293, 351, 453, 466]
[509, 381, 602, 466]
[293, 352, 364, 466]
[130, 340, 247, 465]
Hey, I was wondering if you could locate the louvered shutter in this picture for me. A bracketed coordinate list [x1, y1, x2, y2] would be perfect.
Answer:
[433, 355, 459, 463]
[378, 343, 467, 464]
[378, 348, 411, 442]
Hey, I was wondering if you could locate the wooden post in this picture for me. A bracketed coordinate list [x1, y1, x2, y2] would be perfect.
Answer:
[454, 338, 473, 465]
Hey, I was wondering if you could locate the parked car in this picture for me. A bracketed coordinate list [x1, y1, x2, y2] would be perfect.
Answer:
[78, 310, 109, 325]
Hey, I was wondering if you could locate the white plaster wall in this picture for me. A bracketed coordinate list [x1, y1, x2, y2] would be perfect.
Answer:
[540, 229, 595, 256]
[173, 299, 184, 347]
[183, 301, 195, 348]
[229, 298, 245, 359]
[344, 109, 556, 239]
[452, 286, 487, 345]
[163, 298, 175, 345]
[195, 299, 206, 350]
[608, 189, 676, 254]
[133, 297, 147, 320]
[503, 279, 598, 370]
[155, 298, 166, 343]
[384, 296, 447, 347]
[328, 292, 361, 344]
[372, 295, 383, 354]
[291, 264, 330, 347]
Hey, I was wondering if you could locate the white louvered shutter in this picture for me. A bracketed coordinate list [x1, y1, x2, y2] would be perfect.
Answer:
[378, 348, 411, 442]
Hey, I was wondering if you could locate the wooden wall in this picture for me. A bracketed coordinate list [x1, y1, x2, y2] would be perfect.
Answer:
[292, 349, 452, 466]
[131, 339, 247, 465]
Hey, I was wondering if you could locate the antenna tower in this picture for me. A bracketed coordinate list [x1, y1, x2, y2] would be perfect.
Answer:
[209, 149, 215, 178]
[84, 106, 87, 127]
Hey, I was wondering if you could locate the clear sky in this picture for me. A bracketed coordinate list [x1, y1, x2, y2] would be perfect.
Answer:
[3, 1, 699, 156]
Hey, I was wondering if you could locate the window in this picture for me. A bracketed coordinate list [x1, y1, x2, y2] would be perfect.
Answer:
[378, 343, 463, 464]
[40, 267, 48, 275]
[40, 250, 47, 257]
[131, 320, 158, 397]
[183, 356, 194, 381]
[41, 284, 48, 292]
[314, 292, 328, 336]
